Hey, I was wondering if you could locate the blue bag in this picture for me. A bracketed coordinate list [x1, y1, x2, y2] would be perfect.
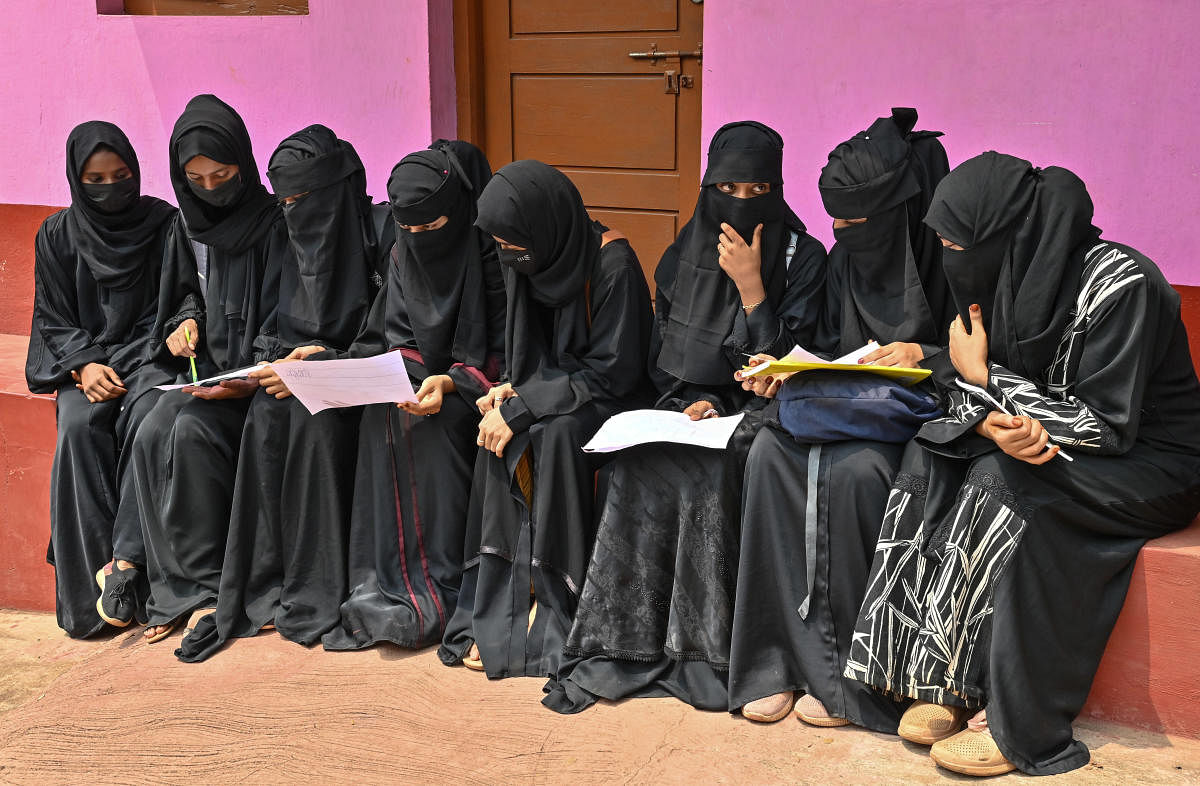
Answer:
[776, 370, 942, 443]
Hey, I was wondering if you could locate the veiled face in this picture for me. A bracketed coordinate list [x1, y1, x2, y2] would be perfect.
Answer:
[715, 181, 771, 199]
[80, 149, 132, 185]
[492, 235, 526, 251]
[937, 233, 965, 251]
[184, 155, 241, 191]
[400, 215, 449, 233]
[831, 217, 867, 229]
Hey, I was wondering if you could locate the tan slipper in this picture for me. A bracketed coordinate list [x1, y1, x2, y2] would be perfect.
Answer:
[898, 700, 971, 745]
[794, 693, 851, 727]
[930, 728, 1016, 776]
[741, 691, 795, 723]
[463, 643, 484, 672]
[143, 615, 185, 644]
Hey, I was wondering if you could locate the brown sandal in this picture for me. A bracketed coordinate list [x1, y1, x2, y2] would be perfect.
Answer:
[741, 692, 795, 723]
[898, 700, 970, 745]
[794, 693, 851, 727]
[930, 728, 1016, 776]
[143, 614, 185, 644]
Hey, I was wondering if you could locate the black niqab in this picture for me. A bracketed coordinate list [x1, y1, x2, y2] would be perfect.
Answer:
[387, 141, 494, 372]
[818, 108, 949, 348]
[169, 94, 278, 253]
[474, 160, 601, 414]
[924, 151, 1101, 379]
[657, 120, 806, 385]
[64, 121, 175, 290]
[266, 124, 375, 349]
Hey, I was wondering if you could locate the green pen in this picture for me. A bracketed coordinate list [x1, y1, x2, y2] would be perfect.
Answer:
[183, 325, 199, 384]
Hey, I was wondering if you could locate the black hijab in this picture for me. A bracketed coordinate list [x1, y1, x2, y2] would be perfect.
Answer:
[64, 121, 175, 290]
[924, 151, 1101, 379]
[818, 108, 949, 349]
[387, 141, 493, 372]
[266, 124, 375, 350]
[169, 94, 278, 253]
[474, 160, 601, 405]
[657, 120, 806, 385]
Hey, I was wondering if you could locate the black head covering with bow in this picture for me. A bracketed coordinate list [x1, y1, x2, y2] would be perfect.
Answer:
[474, 160, 601, 408]
[63, 121, 176, 290]
[655, 120, 806, 385]
[818, 108, 950, 350]
[924, 151, 1101, 380]
[386, 140, 494, 372]
[266, 124, 376, 350]
[169, 94, 278, 253]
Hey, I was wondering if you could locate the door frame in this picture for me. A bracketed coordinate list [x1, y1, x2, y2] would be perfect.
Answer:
[452, 0, 486, 145]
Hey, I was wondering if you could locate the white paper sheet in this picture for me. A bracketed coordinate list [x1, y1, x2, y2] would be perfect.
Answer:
[582, 410, 746, 453]
[272, 352, 418, 414]
[744, 342, 881, 376]
[154, 364, 262, 391]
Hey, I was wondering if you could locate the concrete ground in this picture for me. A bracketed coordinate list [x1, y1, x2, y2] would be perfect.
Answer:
[0, 610, 1197, 785]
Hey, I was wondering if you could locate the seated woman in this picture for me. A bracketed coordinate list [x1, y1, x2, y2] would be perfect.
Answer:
[175, 125, 384, 662]
[543, 121, 827, 713]
[132, 94, 289, 643]
[26, 121, 177, 636]
[729, 109, 953, 726]
[321, 140, 507, 652]
[438, 160, 655, 679]
[845, 152, 1200, 776]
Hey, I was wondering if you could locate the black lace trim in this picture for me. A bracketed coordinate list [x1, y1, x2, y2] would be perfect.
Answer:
[893, 472, 929, 499]
[965, 468, 1035, 521]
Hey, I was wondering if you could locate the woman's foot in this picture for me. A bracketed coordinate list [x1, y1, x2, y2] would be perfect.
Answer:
[463, 642, 484, 672]
[793, 693, 851, 727]
[897, 700, 971, 745]
[143, 614, 185, 644]
[741, 691, 795, 723]
[930, 710, 1016, 776]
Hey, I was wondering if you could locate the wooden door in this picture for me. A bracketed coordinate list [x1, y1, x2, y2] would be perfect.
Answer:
[459, 0, 704, 286]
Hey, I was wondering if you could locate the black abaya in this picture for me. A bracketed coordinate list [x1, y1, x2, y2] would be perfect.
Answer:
[439, 160, 655, 679]
[133, 95, 287, 628]
[322, 141, 507, 652]
[175, 126, 382, 661]
[27, 121, 177, 637]
[544, 122, 828, 712]
[846, 155, 1200, 774]
[727, 110, 952, 725]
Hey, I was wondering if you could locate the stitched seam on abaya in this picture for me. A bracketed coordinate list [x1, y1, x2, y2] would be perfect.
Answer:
[385, 411, 425, 634]
[892, 471, 928, 499]
[404, 411, 446, 629]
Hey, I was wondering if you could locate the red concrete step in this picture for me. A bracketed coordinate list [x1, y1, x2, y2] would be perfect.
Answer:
[0, 333, 56, 612]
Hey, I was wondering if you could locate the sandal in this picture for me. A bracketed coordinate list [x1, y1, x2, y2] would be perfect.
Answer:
[463, 642, 484, 672]
[143, 614, 185, 644]
[794, 693, 851, 727]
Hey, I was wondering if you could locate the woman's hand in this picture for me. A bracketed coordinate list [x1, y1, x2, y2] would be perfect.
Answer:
[975, 411, 1061, 465]
[183, 377, 260, 401]
[166, 318, 200, 358]
[401, 374, 454, 417]
[683, 400, 720, 421]
[861, 341, 925, 368]
[248, 345, 328, 400]
[476, 382, 516, 414]
[717, 223, 767, 307]
[73, 363, 126, 402]
[949, 304, 989, 386]
[477, 407, 515, 456]
[734, 354, 789, 399]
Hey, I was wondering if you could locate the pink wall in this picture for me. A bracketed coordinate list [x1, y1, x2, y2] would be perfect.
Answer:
[0, 0, 440, 206]
[701, 0, 1200, 285]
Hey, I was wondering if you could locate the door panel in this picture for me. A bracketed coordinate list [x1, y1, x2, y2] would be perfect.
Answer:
[473, 0, 703, 286]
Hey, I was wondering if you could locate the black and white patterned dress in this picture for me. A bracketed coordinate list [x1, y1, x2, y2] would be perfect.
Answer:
[845, 241, 1200, 775]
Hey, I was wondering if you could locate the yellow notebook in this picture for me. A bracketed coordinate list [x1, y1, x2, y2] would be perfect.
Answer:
[740, 342, 932, 387]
